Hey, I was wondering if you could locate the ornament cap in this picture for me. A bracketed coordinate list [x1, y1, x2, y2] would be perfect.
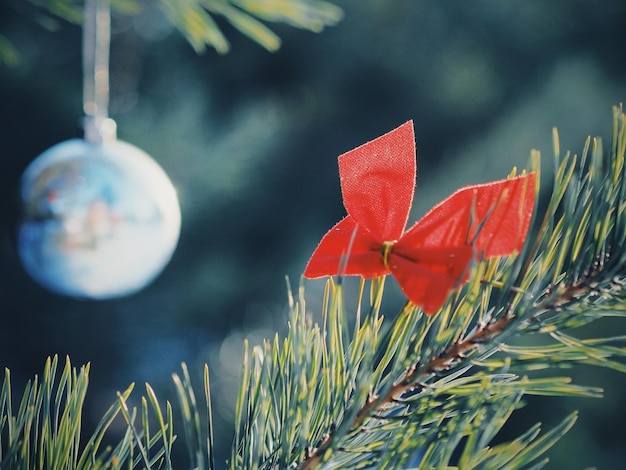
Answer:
[84, 116, 117, 144]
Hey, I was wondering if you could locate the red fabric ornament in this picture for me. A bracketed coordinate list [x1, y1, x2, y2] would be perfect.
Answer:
[304, 121, 536, 314]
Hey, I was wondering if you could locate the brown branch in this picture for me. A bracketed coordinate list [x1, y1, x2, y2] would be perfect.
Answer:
[532, 255, 607, 312]
[298, 256, 618, 470]
[298, 311, 514, 470]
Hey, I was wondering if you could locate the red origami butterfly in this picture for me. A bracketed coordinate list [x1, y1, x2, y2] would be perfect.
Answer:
[304, 121, 536, 314]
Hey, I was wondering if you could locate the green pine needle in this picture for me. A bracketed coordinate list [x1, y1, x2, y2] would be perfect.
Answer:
[2, 0, 343, 64]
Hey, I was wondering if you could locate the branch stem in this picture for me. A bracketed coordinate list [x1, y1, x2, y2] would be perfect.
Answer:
[298, 310, 514, 470]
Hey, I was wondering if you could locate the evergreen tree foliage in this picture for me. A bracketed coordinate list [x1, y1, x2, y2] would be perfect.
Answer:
[3, 105, 626, 468]
[0, 0, 342, 65]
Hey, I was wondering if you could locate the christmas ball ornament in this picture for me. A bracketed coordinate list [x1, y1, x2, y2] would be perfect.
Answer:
[17, 138, 181, 299]
[16, 0, 182, 299]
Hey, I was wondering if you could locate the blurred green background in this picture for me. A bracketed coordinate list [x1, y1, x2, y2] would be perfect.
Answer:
[1, 0, 626, 467]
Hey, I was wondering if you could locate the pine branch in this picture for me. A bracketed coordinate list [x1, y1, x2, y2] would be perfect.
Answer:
[227, 105, 626, 470]
[0, 355, 177, 469]
[300, 304, 518, 470]
[2, 0, 343, 64]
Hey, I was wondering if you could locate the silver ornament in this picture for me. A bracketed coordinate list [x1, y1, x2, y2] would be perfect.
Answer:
[18, 139, 181, 299]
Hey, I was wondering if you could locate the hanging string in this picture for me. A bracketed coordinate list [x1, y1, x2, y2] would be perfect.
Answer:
[83, 0, 116, 143]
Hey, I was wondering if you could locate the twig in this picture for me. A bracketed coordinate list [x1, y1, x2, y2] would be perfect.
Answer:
[298, 254, 618, 470]
[298, 310, 514, 470]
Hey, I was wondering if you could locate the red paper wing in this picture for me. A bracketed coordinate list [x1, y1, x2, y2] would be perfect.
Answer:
[388, 250, 472, 314]
[390, 245, 474, 282]
[398, 173, 536, 258]
[387, 246, 473, 313]
[303, 215, 388, 279]
[338, 121, 416, 242]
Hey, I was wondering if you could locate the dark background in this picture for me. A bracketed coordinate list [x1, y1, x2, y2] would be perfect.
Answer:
[1, 0, 626, 467]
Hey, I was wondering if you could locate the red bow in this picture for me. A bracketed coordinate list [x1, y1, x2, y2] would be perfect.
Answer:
[304, 121, 536, 314]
